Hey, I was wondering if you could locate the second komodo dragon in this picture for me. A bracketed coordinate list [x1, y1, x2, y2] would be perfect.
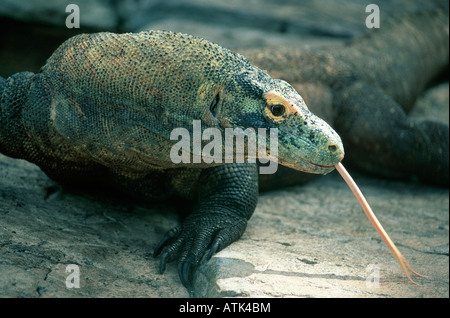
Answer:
[0, 8, 448, 291]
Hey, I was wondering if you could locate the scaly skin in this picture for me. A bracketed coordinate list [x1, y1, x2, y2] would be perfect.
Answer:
[0, 30, 343, 290]
[243, 9, 449, 187]
[0, 7, 448, 291]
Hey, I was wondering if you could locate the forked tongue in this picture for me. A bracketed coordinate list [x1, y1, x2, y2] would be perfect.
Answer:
[335, 162, 424, 284]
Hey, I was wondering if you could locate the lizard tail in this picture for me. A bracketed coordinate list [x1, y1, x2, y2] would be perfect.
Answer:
[0, 72, 35, 157]
[0, 72, 35, 111]
[0, 74, 7, 154]
[1, 74, 7, 153]
[0, 74, 6, 120]
[0, 74, 6, 96]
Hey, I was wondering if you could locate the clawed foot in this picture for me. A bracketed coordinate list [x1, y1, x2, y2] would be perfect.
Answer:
[153, 214, 247, 290]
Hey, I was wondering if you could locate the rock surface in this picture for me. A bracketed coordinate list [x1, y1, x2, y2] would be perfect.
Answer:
[0, 0, 448, 298]
[194, 174, 449, 297]
[0, 154, 188, 297]
[1, 153, 448, 298]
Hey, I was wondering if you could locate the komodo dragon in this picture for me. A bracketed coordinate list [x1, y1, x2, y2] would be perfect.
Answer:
[0, 8, 448, 291]
[243, 8, 449, 190]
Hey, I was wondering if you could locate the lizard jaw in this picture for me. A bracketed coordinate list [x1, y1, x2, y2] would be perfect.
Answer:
[280, 156, 339, 175]
[308, 161, 336, 170]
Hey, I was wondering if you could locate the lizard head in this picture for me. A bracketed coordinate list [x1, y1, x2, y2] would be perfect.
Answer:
[262, 78, 345, 174]
[203, 63, 345, 174]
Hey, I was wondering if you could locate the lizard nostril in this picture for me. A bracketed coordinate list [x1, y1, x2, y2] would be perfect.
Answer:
[328, 144, 337, 152]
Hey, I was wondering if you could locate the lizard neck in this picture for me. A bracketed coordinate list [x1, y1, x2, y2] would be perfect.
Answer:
[0, 72, 35, 159]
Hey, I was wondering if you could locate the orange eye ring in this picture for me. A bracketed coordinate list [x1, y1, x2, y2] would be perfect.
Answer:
[264, 91, 298, 122]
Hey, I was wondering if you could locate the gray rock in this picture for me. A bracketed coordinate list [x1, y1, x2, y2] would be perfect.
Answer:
[1, 153, 448, 297]
[193, 173, 449, 297]
[0, 155, 188, 297]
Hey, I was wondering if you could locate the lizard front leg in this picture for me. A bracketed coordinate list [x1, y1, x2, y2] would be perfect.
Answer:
[153, 163, 259, 290]
[334, 81, 449, 187]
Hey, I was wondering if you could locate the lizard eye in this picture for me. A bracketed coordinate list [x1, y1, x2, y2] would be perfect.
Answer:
[270, 104, 285, 116]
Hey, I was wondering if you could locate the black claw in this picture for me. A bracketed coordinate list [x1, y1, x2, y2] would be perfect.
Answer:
[206, 241, 220, 260]
[178, 261, 193, 289]
[153, 227, 179, 258]
[159, 252, 169, 274]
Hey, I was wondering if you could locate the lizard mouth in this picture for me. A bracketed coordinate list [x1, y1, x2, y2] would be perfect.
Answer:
[307, 161, 335, 170]
[280, 156, 337, 174]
